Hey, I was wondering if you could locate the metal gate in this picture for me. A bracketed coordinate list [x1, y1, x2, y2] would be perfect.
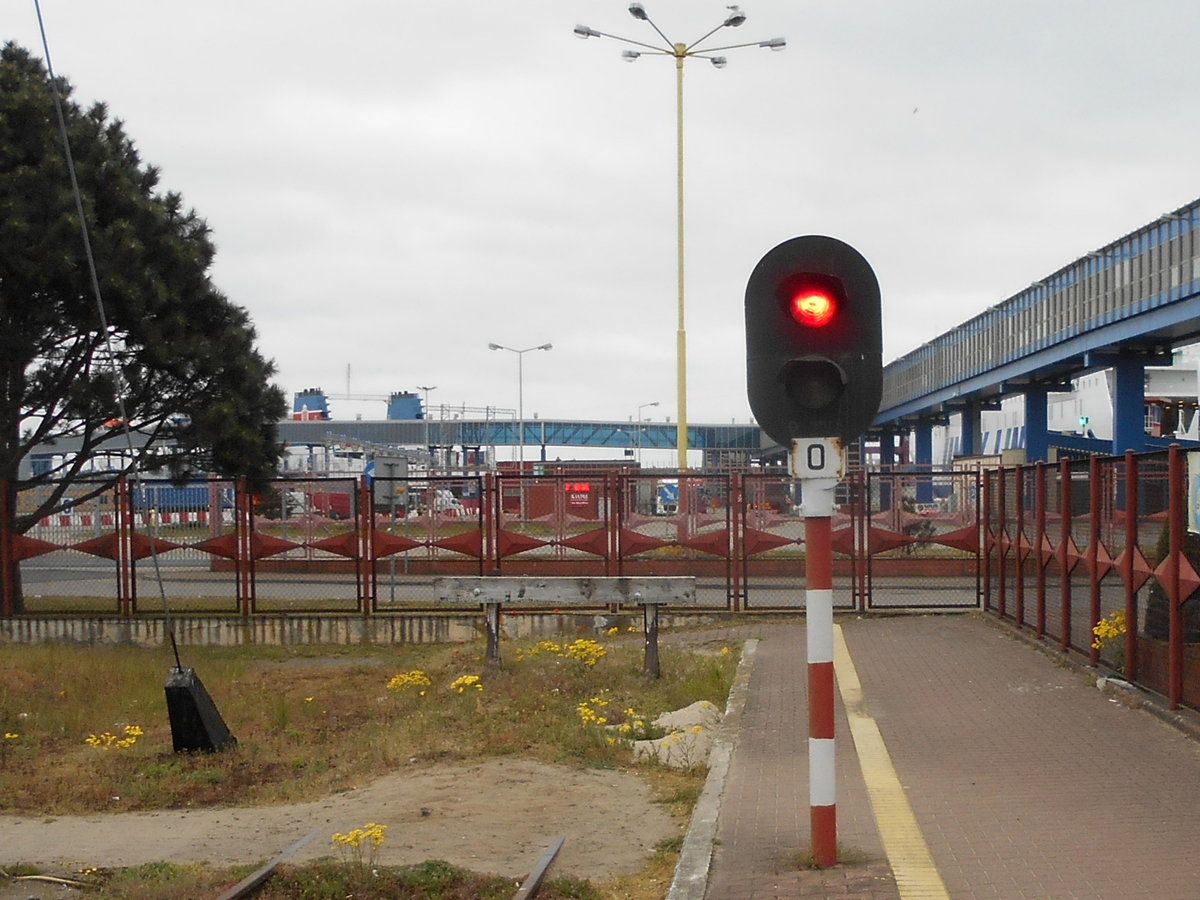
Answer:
[861, 468, 982, 609]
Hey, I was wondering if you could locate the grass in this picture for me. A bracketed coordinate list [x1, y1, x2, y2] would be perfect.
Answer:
[0, 628, 739, 898]
[4, 859, 606, 899]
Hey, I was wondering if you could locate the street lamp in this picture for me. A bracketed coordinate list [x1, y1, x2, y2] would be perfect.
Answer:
[636, 400, 660, 465]
[576, 4, 784, 471]
[488, 342, 553, 469]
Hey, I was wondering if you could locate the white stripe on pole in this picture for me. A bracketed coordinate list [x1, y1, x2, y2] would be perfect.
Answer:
[806, 589, 834, 663]
[809, 737, 836, 806]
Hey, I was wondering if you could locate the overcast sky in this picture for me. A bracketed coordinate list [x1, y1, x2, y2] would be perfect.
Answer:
[8, 1, 1200, 449]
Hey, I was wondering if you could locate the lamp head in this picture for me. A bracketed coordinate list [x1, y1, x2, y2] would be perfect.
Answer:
[724, 5, 746, 27]
[574, 24, 599, 39]
[628, 2, 648, 20]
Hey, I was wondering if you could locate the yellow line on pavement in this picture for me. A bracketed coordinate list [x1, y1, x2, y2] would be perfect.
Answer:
[833, 624, 950, 900]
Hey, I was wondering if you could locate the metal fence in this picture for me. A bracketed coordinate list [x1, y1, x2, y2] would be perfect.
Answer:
[2, 469, 984, 617]
[981, 446, 1200, 711]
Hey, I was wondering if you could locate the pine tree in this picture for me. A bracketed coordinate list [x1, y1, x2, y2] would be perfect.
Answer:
[0, 43, 286, 610]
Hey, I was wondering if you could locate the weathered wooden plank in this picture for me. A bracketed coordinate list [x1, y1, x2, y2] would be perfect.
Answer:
[434, 576, 697, 606]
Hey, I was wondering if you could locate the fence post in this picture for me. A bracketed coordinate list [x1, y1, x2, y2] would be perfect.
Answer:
[1168, 444, 1183, 709]
[482, 471, 495, 573]
[730, 472, 743, 612]
[1014, 464, 1025, 628]
[860, 469, 871, 613]
[606, 473, 617, 578]
[981, 469, 992, 612]
[1058, 456, 1072, 652]
[1122, 451, 1139, 681]
[1087, 455, 1102, 667]
[997, 465, 1007, 619]
[117, 476, 134, 616]
[1035, 461, 1047, 637]
[359, 475, 373, 613]
[236, 477, 253, 617]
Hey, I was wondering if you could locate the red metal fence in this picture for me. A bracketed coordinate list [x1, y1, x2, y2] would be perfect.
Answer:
[14, 450, 1200, 711]
[2, 469, 983, 617]
[981, 445, 1200, 711]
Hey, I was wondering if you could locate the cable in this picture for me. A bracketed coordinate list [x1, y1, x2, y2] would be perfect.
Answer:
[33, 0, 183, 670]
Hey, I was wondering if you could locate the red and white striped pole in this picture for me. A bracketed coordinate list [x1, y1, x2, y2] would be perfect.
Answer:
[793, 438, 843, 868]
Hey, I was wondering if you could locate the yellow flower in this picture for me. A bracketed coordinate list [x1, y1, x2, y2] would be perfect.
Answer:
[720, 646, 731, 655]
[449, 674, 483, 694]
[1092, 611, 1128, 650]
[387, 671, 432, 693]
[85, 724, 142, 750]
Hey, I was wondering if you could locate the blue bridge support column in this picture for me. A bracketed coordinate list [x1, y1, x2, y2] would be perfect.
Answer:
[878, 429, 895, 511]
[1112, 354, 1146, 455]
[879, 429, 895, 467]
[958, 404, 981, 457]
[1024, 385, 1049, 463]
[914, 420, 934, 504]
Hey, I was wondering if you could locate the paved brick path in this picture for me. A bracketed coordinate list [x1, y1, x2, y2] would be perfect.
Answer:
[694, 613, 1200, 899]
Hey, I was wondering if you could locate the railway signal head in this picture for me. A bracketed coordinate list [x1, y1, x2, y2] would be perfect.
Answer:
[745, 235, 882, 443]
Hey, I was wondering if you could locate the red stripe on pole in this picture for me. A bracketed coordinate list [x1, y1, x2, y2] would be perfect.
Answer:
[811, 804, 837, 868]
[808, 661, 835, 738]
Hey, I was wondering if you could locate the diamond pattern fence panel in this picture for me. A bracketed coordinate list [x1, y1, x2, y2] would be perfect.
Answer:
[370, 475, 485, 610]
[983, 447, 1200, 713]
[864, 468, 980, 610]
[617, 473, 731, 610]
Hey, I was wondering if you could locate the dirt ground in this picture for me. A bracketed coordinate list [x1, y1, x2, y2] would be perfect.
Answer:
[0, 757, 678, 895]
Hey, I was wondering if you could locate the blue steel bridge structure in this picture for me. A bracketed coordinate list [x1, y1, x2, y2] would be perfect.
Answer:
[874, 195, 1200, 467]
[279, 197, 1200, 469]
[277, 416, 763, 468]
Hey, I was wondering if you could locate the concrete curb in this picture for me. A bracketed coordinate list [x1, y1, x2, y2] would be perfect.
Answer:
[666, 638, 759, 900]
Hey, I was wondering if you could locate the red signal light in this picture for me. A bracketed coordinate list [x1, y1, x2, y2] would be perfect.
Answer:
[789, 289, 837, 327]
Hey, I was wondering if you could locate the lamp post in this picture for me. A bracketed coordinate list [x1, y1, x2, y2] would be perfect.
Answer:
[636, 400, 660, 465]
[576, 4, 784, 471]
[417, 384, 437, 471]
[488, 342, 553, 470]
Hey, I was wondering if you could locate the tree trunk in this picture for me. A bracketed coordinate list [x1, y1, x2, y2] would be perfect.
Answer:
[0, 478, 24, 614]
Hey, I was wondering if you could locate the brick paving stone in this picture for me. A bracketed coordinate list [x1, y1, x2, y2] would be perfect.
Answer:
[697, 613, 1200, 899]
[705, 622, 898, 899]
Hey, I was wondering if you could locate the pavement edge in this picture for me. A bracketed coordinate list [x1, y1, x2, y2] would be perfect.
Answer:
[666, 637, 759, 900]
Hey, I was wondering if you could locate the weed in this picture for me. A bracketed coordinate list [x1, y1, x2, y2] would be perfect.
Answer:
[0, 631, 737, 897]
[793, 844, 875, 869]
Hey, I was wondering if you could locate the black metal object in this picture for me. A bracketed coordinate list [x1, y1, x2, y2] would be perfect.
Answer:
[164, 666, 237, 753]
